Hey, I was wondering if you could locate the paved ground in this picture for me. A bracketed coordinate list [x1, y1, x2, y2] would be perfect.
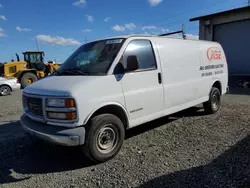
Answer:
[0, 90, 249, 188]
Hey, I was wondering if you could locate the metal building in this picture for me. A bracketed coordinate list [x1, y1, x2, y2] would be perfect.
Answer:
[190, 6, 250, 76]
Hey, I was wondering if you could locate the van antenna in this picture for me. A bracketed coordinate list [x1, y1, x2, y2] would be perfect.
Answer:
[35, 37, 40, 51]
[159, 24, 186, 39]
[182, 24, 187, 39]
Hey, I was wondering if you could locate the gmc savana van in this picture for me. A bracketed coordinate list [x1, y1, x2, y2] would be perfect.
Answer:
[21, 35, 228, 162]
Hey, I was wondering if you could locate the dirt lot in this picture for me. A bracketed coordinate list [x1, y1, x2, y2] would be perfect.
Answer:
[0, 90, 249, 188]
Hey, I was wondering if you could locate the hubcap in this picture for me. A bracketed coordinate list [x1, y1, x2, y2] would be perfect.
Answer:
[0, 86, 10, 95]
[212, 92, 220, 110]
[26, 78, 33, 84]
[97, 125, 117, 154]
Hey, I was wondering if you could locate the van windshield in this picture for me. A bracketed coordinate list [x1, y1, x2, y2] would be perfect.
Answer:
[56, 38, 125, 76]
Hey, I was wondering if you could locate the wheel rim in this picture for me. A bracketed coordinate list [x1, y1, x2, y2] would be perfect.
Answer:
[212, 92, 220, 111]
[26, 78, 33, 84]
[96, 124, 118, 154]
[0, 86, 10, 95]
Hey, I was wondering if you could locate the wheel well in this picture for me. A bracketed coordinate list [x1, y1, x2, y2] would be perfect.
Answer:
[18, 70, 37, 81]
[212, 81, 222, 94]
[0, 84, 12, 91]
[91, 105, 129, 128]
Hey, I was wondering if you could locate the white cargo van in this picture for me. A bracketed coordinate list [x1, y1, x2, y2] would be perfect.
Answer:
[20, 35, 228, 162]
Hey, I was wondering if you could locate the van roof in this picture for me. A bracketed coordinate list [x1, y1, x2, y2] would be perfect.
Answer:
[102, 34, 153, 40]
[101, 34, 217, 44]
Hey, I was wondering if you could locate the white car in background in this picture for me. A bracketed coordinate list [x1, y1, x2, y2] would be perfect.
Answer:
[0, 77, 21, 96]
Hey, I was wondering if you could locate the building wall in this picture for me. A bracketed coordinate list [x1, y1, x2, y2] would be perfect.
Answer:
[199, 9, 250, 40]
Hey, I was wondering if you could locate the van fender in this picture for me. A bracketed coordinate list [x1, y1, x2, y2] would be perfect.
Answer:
[210, 78, 222, 93]
[211, 78, 218, 86]
[83, 102, 129, 125]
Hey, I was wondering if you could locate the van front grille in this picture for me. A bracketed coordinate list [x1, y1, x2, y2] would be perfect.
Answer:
[27, 97, 43, 117]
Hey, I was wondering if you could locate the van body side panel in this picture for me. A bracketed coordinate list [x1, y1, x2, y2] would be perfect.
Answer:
[155, 39, 203, 113]
[198, 43, 228, 96]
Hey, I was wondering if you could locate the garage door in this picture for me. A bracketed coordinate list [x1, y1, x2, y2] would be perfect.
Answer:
[213, 19, 250, 75]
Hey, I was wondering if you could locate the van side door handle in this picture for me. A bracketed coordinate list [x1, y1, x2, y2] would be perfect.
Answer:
[158, 72, 162, 84]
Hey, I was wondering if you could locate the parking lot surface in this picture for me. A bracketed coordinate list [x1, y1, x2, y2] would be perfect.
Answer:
[0, 90, 249, 188]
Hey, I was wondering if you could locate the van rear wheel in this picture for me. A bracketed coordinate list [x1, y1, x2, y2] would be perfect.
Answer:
[203, 87, 221, 114]
[82, 114, 125, 163]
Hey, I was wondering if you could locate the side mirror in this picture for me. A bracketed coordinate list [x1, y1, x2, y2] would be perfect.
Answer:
[113, 62, 125, 74]
[127, 55, 139, 72]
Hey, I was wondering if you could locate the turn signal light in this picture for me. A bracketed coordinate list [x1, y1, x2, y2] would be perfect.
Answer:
[65, 99, 75, 108]
[66, 112, 77, 120]
[47, 112, 76, 120]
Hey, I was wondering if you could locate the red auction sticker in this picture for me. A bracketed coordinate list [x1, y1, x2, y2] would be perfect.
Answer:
[207, 47, 222, 62]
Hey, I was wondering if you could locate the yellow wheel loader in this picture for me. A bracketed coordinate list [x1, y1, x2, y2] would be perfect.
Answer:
[0, 51, 60, 88]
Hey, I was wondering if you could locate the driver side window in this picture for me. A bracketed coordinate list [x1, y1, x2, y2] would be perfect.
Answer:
[122, 40, 157, 71]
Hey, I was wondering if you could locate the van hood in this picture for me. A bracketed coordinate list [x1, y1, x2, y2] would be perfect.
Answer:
[24, 76, 99, 96]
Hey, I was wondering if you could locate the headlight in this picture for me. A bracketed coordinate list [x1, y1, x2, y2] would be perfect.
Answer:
[47, 112, 76, 120]
[46, 98, 77, 121]
[47, 98, 75, 107]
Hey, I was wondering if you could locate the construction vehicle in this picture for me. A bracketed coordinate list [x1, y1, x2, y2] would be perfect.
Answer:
[0, 51, 60, 88]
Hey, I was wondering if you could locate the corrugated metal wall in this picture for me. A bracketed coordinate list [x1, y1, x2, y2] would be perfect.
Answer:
[213, 19, 250, 75]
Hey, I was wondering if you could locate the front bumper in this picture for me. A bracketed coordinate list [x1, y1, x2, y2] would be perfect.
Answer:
[20, 114, 85, 146]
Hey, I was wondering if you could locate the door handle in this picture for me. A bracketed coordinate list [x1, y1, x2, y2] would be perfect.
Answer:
[158, 72, 162, 84]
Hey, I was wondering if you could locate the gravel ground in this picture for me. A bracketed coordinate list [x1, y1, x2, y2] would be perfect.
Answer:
[0, 90, 23, 117]
[0, 90, 249, 188]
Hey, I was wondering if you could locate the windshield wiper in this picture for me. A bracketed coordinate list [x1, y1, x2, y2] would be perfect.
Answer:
[57, 69, 89, 76]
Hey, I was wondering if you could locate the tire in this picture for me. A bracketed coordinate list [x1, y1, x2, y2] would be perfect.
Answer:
[21, 72, 38, 88]
[203, 87, 221, 114]
[82, 114, 125, 163]
[0, 85, 11, 96]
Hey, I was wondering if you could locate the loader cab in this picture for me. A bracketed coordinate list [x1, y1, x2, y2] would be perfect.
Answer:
[23, 51, 46, 71]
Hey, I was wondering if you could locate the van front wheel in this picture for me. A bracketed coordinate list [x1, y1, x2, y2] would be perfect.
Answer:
[203, 87, 221, 114]
[82, 114, 125, 163]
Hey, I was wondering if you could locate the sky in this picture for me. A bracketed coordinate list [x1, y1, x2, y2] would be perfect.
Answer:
[0, 0, 248, 63]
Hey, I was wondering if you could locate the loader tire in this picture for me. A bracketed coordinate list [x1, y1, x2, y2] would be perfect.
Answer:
[21, 72, 38, 88]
